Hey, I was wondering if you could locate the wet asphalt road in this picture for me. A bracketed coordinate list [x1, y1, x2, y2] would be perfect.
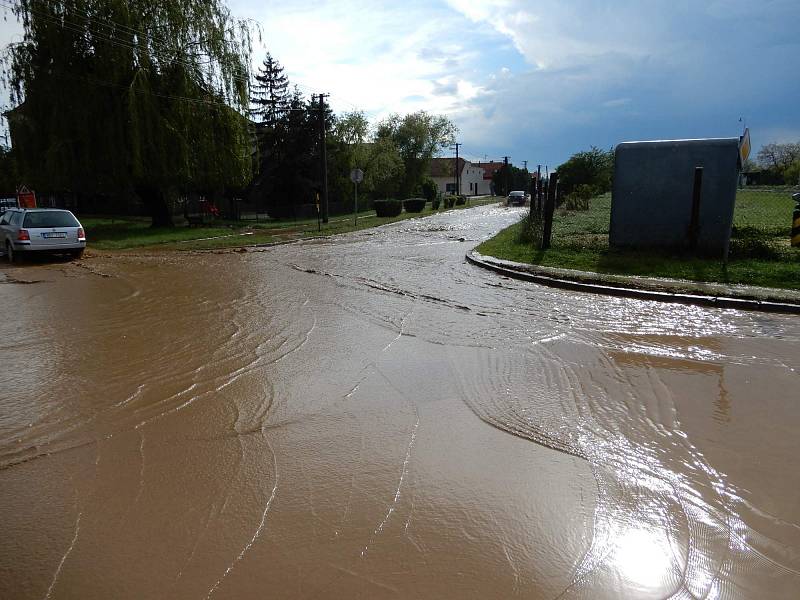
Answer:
[1, 203, 799, 599]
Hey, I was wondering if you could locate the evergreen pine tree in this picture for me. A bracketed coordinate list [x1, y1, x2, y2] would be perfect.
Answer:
[251, 53, 289, 126]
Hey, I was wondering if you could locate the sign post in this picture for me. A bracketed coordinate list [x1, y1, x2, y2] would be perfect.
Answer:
[315, 192, 321, 232]
[350, 168, 364, 227]
[739, 128, 751, 167]
[17, 185, 36, 209]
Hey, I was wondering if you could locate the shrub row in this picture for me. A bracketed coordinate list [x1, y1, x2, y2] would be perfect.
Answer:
[374, 193, 472, 218]
[374, 199, 403, 217]
[403, 198, 426, 213]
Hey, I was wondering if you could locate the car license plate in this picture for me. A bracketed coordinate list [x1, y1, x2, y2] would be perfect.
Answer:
[43, 232, 67, 238]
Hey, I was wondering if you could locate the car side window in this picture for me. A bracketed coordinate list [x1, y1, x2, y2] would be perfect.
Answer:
[0, 213, 9, 225]
[11, 212, 23, 226]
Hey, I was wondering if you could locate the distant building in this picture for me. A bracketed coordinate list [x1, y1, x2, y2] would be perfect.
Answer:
[477, 161, 505, 195]
[430, 157, 490, 196]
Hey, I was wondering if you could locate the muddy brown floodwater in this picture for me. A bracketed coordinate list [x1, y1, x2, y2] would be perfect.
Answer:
[1, 203, 799, 599]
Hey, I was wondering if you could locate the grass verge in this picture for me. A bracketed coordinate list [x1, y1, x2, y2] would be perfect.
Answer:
[83, 197, 500, 252]
[477, 192, 799, 291]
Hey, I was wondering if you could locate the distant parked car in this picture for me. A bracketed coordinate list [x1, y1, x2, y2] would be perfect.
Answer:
[0, 208, 86, 262]
[507, 190, 526, 206]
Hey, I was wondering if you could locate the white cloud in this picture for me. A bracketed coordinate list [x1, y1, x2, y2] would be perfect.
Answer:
[2, 0, 797, 165]
[228, 0, 488, 123]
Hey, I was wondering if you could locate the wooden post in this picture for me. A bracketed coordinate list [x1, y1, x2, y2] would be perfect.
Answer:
[536, 165, 542, 212]
[541, 171, 558, 250]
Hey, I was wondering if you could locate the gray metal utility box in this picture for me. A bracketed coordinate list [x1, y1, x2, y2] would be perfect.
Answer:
[610, 138, 740, 255]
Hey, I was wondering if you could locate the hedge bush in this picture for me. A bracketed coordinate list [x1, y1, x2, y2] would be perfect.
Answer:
[431, 197, 441, 210]
[421, 178, 438, 203]
[374, 199, 403, 217]
[403, 198, 426, 213]
[455, 195, 467, 205]
[444, 195, 457, 208]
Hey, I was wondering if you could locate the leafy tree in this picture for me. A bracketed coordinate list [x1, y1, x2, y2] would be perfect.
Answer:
[361, 136, 404, 199]
[332, 110, 371, 183]
[756, 142, 800, 172]
[420, 177, 438, 202]
[376, 111, 456, 197]
[334, 111, 369, 159]
[756, 141, 800, 184]
[784, 160, 800, 186]
[0, 146, 18, 193]
[741, 158, 759, 172]
[4, 0, 254, 226]
[556, 146, 614, 197]
[492, 164, 530, 196]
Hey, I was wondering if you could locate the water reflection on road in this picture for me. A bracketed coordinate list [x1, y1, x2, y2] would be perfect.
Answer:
[1, 203, 799, 599]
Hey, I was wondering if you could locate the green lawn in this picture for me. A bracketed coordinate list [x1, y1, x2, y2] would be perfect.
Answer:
[81, 217, 239, 250]
[477, 190, 800, 290]
[82, 197, 501, 251]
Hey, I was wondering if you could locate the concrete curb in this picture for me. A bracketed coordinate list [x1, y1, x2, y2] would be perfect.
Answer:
[466, 251, 800, 314]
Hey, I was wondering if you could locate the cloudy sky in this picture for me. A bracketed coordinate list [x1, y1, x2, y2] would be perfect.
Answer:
[3, 0, 799, 167]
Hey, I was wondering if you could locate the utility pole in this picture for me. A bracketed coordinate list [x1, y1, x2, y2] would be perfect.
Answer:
[502, 156, 510, 197]
[317, 94, 330, 223]
[452, 143, 462, 195]
[536, 164, 542, 211]
[522, 160, 529, 194]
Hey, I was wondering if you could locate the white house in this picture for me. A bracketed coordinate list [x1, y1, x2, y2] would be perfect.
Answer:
[430, 158, 490, 196]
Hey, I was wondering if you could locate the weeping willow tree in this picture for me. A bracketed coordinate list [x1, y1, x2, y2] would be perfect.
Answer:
[3, 0, 254, 226]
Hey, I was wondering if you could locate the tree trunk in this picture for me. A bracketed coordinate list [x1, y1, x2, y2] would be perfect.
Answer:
[137, 185, 174, 228]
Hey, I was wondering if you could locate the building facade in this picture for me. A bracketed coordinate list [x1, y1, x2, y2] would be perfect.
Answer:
[430, 158, 494, 196]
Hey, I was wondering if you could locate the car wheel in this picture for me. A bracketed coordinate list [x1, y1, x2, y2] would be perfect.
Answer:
[71, 249, 84, 260]
[6, 242, 15, 263]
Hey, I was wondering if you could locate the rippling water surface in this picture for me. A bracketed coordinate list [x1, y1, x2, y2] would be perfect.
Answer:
[1, 204, 799, 599]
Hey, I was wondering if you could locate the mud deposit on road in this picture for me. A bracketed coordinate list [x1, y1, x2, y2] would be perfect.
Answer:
[2, 204, 799, 599]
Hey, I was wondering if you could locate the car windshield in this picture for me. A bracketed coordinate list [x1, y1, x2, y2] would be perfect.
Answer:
[23, 211, 80, 228]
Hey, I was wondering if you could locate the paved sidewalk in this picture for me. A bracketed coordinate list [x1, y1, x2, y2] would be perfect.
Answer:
[467, 250, 800, 314]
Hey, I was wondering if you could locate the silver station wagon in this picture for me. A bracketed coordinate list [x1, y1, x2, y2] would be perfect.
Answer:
[0, 208, 86, 262]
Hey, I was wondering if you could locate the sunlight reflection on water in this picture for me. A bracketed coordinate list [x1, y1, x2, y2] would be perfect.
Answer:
[613, 526, 675, 592]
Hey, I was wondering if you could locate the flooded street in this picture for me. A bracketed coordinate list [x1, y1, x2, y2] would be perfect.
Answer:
[1, 203, 799, 599]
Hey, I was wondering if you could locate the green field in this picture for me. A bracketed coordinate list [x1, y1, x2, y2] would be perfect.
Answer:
[477, 190, 800, 290]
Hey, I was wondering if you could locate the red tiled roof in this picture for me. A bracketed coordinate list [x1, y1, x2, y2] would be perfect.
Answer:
[476, 161, 504, 180]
